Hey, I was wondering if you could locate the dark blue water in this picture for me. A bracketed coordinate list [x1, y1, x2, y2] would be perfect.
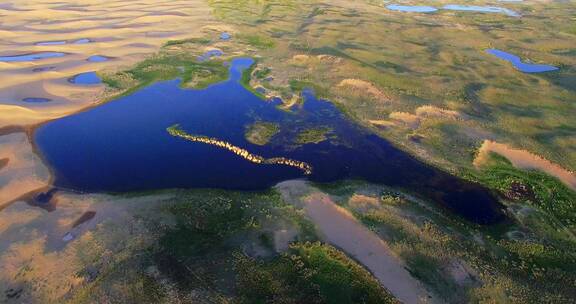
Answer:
[69, 72, 101, 85]
[0, 52, 66, 62]
[487, 49, 559, 73]
[35, 58, 504, 224]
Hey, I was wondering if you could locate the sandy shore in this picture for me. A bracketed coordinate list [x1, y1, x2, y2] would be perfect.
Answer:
[0, 192, 174, 302]
[0, 132, 50, 208]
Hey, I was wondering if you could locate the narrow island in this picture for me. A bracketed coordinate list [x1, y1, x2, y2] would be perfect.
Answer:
[167, 124, 312, 175]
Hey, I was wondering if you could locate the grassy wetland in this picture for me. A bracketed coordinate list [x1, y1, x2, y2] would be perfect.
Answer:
[1, 0, 575, 303]
[0, 189, 399, 303]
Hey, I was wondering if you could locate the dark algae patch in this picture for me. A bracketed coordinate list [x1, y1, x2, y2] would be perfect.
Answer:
[36, 58, 504, 224]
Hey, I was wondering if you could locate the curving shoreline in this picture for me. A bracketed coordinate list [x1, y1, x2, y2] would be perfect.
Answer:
[167, 124, 313, 175]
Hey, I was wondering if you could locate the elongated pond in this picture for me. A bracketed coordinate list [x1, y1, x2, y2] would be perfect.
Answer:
[487, 49, 559, 73]
[35, 58, 504, 224]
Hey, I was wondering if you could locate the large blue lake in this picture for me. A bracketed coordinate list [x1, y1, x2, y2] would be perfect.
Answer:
[35, 58, 504, 224]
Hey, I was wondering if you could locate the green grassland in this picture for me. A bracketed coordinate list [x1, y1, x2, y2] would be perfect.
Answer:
[206, 0, 576, 175]
[80, 2, 576, 303]
[316, 180, 576, 303]
[63, 179, 575, 304]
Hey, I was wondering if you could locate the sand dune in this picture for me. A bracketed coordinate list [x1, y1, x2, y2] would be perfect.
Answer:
[0, 1, 222, 203]
[0, 133, 50, 208]
[0, 0, 217, 129]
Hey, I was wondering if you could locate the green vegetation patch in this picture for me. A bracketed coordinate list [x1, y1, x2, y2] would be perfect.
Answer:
[101, 51, 229, 96]
[296, 127, 332, 144]
[467, 152, 576, 230]
[163, 37, 212, 47]
[67, 188, 396, 303]
[238, 34, 276, 49]
[245, 121, 280, 145]
[234, 242, 398, 304]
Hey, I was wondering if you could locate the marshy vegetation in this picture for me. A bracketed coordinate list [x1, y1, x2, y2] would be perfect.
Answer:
[317, 181, 576, 303]
[295, 127, 332, 145]
[101, 43, 229, 97]
[245, 121, 280, 145]
[65, 189, 397, 304]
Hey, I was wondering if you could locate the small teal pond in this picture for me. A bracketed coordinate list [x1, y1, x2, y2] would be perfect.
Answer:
[386, 5, 438, 13]
[69, 72, 101, 85]
[386, 4, 519, 16]
[36, 40, 67, 46]
[35, 38, 91, 46]
[220, 32, 231, 40]
[487, 49, 559, 73]
[35, 58, 504, 224]
[0, 52, 66, 62]
[87, 55, 109, 62]
[73, 38, 91, 44]
[443, 5, 519, 16]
